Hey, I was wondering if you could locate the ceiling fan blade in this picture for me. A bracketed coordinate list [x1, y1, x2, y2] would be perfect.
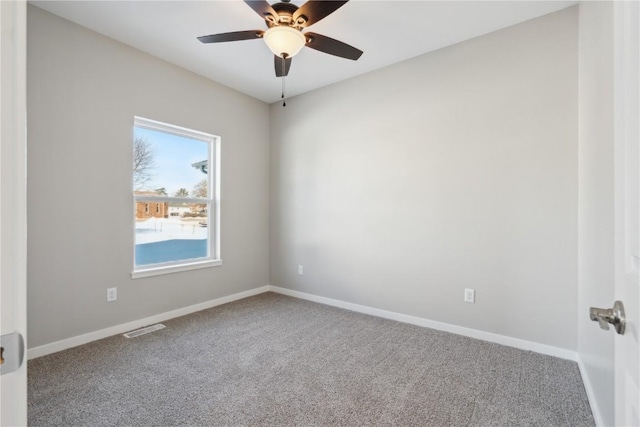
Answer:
[197, 30, 264, 44]
[275, 55, 292, 77]
[293, 1, 349, 27]
[304, 32, 363, 60]
[244, 0, 278, 21]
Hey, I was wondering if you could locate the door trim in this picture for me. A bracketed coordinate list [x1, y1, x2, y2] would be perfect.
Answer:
[0, 0, 28, 425]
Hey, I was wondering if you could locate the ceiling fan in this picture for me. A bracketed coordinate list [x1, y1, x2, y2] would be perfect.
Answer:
[197, 0, 363, 78]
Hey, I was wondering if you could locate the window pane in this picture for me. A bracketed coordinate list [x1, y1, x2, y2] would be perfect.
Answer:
[132, 117, 217, 274]
[134, 206, 209, 267]
[133, 126, 209, 198]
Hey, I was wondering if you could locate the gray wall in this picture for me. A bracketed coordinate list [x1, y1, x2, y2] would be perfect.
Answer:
[27, 6, 270, 348]
[270, 8, 578, 350]
[577, 2, 615, 425]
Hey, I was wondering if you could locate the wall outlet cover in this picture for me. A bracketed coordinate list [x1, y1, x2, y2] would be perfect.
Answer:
[464, 288, 475, 303]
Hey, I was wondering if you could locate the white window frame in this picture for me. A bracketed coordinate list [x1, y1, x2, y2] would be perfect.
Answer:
[132, 116, 221, 278]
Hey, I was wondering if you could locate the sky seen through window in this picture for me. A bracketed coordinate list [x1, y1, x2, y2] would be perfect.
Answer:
[134, 126, 208, 196]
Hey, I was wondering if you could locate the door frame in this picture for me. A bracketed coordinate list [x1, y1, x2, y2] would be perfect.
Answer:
[613, 1, 640, 426]
[0, 0, 28, 425]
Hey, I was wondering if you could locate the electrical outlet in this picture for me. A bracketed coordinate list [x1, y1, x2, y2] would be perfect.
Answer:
[298, 265, 304, 275]
[464, 288, 475, 303]
[107, 287, 117, 302]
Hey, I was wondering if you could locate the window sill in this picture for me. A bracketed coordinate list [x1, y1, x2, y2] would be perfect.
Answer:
[131, 259, 222, 279]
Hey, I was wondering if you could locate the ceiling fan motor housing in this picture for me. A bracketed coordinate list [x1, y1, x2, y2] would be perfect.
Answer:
[267, 2, 307, 28]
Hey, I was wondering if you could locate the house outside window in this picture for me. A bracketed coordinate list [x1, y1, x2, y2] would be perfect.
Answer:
[132, 116, 221, 278]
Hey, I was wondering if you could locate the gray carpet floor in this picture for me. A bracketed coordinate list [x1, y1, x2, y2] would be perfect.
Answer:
[28, 292, 594, 426]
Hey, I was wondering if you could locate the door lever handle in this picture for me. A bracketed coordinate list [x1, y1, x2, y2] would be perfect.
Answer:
[0, 333, 25, 375]
[589, 300, 625, 335]
[590, 308, 611, 330]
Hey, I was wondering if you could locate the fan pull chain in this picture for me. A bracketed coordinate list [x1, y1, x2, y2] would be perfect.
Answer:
[281, 54, 287, 107]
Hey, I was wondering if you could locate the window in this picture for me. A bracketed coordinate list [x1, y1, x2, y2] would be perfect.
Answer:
[132, 117, 220, 278]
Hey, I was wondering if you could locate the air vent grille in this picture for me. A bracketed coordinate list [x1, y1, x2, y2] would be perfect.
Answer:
[123, 323, 165, 338]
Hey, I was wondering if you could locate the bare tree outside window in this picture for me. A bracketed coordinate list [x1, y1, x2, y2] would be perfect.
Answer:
[175, 188, 189, 197]
[133, 137, 155, 190]
[192, 179, 207, 198]
[192, 179, 208, 215]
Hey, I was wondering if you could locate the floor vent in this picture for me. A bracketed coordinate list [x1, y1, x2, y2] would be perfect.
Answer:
[123, 324, 165, 338]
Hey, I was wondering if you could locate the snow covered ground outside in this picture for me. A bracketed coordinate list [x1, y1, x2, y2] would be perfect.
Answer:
[135, 217, 207, 244]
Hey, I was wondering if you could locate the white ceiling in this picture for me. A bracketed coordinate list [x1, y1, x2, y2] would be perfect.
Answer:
[31, 0, 577, 104]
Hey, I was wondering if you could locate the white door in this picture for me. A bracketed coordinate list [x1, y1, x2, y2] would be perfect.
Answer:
[0, 0, 28, 425]
[614, 2, 640, 426]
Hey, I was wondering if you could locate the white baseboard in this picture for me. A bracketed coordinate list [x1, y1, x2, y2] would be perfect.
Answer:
[268, 285, 578, 362]
[27, 285, 271, 360]
[29, 284, 578, 364]
[577, 355, 605, 426]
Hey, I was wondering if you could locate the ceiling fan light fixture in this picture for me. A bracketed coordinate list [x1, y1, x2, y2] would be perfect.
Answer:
[263, 26, 306, 58]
